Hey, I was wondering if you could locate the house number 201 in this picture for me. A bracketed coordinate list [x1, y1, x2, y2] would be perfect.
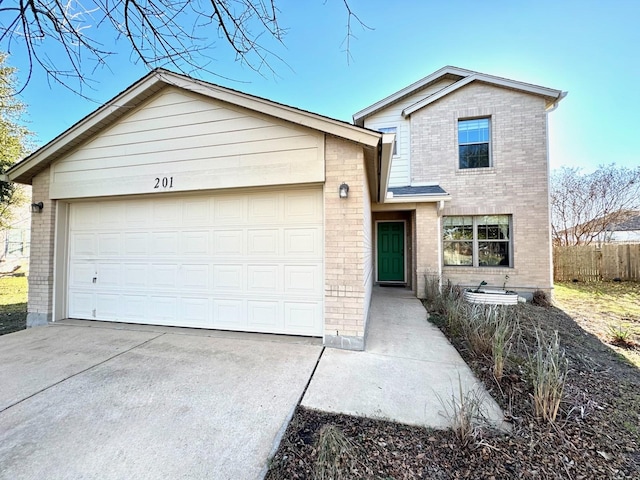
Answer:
[154, 177, 174, 189]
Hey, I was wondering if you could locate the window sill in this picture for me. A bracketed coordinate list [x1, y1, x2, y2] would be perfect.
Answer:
[443, 266, 514, 272]
[456, 167, 496, 175]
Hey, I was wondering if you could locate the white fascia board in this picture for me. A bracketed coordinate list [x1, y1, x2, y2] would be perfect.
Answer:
[162, 72, 381, 148]
[402, 74, 564, 117]
[378, 133, 395, 202]
[352, 66, 473, 124]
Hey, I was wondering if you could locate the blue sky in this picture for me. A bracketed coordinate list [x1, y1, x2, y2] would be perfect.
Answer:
[9, 0, 640, 173]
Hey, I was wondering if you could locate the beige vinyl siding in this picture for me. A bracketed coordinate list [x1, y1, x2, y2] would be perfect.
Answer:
[49, 87, 325, 199]
[364, 79, 456, 187]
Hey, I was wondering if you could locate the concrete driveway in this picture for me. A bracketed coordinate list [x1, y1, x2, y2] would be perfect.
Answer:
[0, 323, 322, 480]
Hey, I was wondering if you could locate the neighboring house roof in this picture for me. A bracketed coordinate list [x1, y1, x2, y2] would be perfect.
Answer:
[608, 211, 640, 232]
[6, 69, 385, 185]
[353, 65, 566, 125]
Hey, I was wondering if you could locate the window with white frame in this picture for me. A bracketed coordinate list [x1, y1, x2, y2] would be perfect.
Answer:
[443, 215, 511, 267]
[378, 127, 397, 155]
[458, 118, 490, 168]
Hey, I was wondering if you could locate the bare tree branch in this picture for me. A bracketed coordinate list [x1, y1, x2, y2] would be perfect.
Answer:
[0, 0, 366, 93]
[551, 165, 640, 246]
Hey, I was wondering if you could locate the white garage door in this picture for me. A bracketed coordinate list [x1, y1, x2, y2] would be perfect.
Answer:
[67, 188, 324, 336]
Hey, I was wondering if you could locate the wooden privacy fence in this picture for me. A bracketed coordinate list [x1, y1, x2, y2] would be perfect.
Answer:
[553, 244, 640, 282]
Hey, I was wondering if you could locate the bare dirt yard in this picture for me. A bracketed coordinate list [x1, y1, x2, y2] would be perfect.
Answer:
[267, 282, 640, 479]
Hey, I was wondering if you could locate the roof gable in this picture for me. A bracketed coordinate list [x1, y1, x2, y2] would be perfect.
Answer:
[8, 69, 381, 185]
[353, 66, 566, 124]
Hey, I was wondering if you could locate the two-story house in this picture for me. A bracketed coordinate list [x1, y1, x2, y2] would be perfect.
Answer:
[6, 66, 564, 350]
[354, 66, 565, 300]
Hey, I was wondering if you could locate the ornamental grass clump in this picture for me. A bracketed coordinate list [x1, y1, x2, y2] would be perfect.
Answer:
[529, 329, 568, 423]
[314, 425, 359, 480]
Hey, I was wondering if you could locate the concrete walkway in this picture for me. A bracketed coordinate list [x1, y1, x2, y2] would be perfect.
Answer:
[302, 286, 506, 429]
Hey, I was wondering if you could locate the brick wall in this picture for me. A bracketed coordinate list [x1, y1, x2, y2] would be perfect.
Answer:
[27, 168, 56, 326]
[410, 83, 553, 292]
[323, 136, 369, 350]
[414, 203, 440, 298]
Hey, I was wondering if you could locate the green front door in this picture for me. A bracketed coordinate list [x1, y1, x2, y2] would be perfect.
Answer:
[377, 222, 405, 282]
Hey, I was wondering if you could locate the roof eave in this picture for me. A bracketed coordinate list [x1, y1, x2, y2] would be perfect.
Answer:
[402, 74, 565, 117]
[353, 66, 473, 124]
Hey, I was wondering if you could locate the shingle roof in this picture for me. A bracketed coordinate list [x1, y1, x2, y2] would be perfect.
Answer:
[388, 185, 448, 196]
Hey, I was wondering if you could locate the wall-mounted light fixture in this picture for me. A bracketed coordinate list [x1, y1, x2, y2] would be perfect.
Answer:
[339, 183, 349, 199]
[30, 202, 44, 213]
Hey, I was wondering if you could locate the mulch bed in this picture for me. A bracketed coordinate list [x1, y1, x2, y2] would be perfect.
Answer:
[267, 304, 640, 479]
[0, 311, 26, 336]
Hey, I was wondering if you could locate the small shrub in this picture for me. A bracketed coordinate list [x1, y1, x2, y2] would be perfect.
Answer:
[314, 425, 359, 480]
[532, 289, 551, 307]
[528, 330, 567, 422]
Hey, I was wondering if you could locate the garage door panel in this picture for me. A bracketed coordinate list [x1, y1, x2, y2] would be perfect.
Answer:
[214, 197, 245, 224]
[97, 263, 121, 286]
[247, 265, 280, 293]
[285, 191, 322, 222]
[150, 232, 179, 255]
[248, 194, 280, 223]
[213, 299, 245, 326]
[182, 198, 210, 224]
[99, 202, 124, 226]
[153, 200, 181, 225]
[150, 297, 178, 322]
[181, 298, 210, 326]
[285, 302, 321, 333]
[68, 188, 323, 336]
[213, 230, 244, 255]
[212, 265, 243, 291]
[121, 295, 147, 320]
[125, 201, 151, 226]
[70, 263, 96, 287]
[247, 229, 279, 256]
[124, 233, 149, 255]
[181, 265, 210, 290]
[150, 265, 179, 288]
[69, 292, 94, 318]
[71, 234, 97, 256]
[98, 234, 121, 256]
[284, 228, 321, 256]
[284, 265, 321, 294]
[247, 301, 280, 329]
[96, 294, 120, 318]
[123, 264, 147, 287]
[180, 231, 209, 255]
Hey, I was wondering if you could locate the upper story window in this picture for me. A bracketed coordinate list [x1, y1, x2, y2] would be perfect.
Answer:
[458, 118, 490, 169]
[443, 215, 511, 267]
[378, 127, 397, 155]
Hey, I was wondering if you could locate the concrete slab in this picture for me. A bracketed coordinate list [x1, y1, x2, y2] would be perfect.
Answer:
[0, 325, 160, 411]
[302, 286, 506, 430]
[0, 327, 322, 480]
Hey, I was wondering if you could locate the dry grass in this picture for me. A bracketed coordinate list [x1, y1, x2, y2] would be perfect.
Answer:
[528, 330, 568, 423]
[554, 281, 640, 366]
[314, 425, 360, 480]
